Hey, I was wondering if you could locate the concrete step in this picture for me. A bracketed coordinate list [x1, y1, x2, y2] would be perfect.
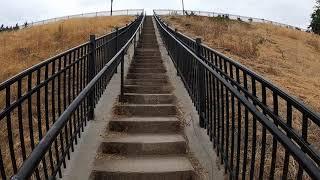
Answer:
[137, 45, 159, 48]
[122, 93, 175, 104]
[130, 64, 164, 69]
[126, 73, 167, 80]
[131, 61, 163, 66]
[131, 63, 164, 68]
[129, 68, 166, 73]
[125, 79, 169, 86]
[114, 104, 177, 116]
[135, 51, 160, 56]
[133, 58, 163, 63]
[99, 134, 186, 155]
[90, 155, 195, 180]
[109, 117, 180, 133]
[123, 85, 172, 94]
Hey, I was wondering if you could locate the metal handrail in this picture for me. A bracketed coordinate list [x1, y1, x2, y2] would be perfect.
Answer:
[0, 12, 144, 180]
[11, 14, 144, 179]
[154, 12, 320, 179]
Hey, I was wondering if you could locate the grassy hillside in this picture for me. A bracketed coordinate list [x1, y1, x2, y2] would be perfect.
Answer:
[0, 16, 134, 82]
[164, 16, 320, 113]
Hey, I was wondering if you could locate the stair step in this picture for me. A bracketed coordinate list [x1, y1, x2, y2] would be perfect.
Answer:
[90, 155, 195, 180]
[99, 134, 186, 155]
[131, 62, 163, 66]
[126, 73, 167, 79]
[129, 68, 166, 73]
[124, 85, 172, 94]
[109, 117, 180, 133]
[122, 93, 175, 104]
[114, 104, 177, 116]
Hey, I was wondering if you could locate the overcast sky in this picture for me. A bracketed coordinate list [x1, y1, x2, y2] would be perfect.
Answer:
[0, 0, 316, 28]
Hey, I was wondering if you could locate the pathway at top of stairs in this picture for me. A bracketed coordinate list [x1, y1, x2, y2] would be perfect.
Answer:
[89, 16, 197, 180]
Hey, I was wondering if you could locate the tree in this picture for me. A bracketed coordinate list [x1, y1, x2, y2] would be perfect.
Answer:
[310, 0, 320, 34]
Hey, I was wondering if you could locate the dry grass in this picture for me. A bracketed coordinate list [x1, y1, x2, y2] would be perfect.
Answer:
[0, 15, 134, 83]
[164, 15, 320, 114]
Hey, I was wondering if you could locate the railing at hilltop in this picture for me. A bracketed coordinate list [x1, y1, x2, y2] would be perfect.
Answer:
[154, 13, 320, 179]
[0, 12, 144, 179]
[154, 9, 308, 32]
[19, 9, 144, 29]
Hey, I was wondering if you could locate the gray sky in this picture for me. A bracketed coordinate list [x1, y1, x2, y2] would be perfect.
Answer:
[0, 0, 316, 28]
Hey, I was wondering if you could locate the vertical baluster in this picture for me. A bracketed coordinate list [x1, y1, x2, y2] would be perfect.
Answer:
[259, 85, 267, 179]
[17, 79, 26, 161]
[213, 76, 217, 147]
[28, 74, 35, 150]
[230, 94, 235, 179]
[67, 54, 75, 152]
[235, 99, 242, 180]
[225, 88, 230, 174]
[282, 103, 292, 179]
[44, 64, 55, 176]
[269, 93, 278, 179]
[220, 82, 225, 165]
[250, 78, 257, 180]
[216, 78, 220, 156]
[80, 48, 85, 132]
[76, 50, 81, 138]
[37, 69, 49, 179]
[297, 113, 308, 179]
[63, 55, 70, 160]
[242, 73, 249, 179]
[51, 61, 62, 177]
[6, 86, 17, 173]
[209, 73, 213, 141]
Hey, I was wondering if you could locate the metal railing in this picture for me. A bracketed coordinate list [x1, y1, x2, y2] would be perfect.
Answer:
[154, 9, 308, 32]
[0, 12, 144, 179]
[20, 9, 144, 29]
[154, 13, 320, 179]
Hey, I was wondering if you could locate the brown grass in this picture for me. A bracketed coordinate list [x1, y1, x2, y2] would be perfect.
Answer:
[0, 15, 134, 83]
[164, 15, 320, 114]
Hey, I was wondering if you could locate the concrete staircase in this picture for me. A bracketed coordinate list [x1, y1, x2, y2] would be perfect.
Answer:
[89, 16, 196, 180]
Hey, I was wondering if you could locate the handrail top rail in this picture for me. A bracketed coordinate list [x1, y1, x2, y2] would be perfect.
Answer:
[0, 15, 140, 90]
[11, 13, 145, 180]
[153, 13, 320, 124]
[154, 13, 320, 179]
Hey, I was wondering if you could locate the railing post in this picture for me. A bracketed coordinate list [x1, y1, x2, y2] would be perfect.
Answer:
[88, 34, 96, 120]
[196, 37, 205, 128]
[120, 52, 125, 103]
[115, 27, 119, 73]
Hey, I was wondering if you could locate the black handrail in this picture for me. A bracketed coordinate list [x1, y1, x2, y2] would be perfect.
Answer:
[0, 12, 144, 179]
[154, 13, 320, 179]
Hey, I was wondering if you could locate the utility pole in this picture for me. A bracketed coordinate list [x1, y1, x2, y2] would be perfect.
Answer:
[182, 0, 185, 15]
[110, 0, 113, 16]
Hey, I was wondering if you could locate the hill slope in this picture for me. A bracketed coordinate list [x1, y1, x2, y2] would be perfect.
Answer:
[164, 15, 320, 113]
[0, 16, 134, 82]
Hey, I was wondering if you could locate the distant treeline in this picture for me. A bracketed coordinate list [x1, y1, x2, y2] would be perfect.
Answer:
[0, 22, 29, 32]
